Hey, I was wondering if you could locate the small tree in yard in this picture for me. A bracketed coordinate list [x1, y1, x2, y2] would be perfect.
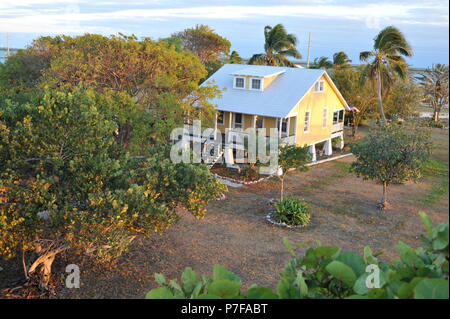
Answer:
[278, 145, 311, 201]
[350, 124, 432, 209]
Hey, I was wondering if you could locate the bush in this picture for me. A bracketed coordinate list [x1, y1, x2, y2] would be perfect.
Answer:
[274, 197, 311, 226]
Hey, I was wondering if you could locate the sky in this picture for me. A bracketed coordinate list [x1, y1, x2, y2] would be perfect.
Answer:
[0, 0, 448, 67]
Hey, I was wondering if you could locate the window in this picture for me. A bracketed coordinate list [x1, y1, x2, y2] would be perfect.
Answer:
[251, 78, 262, 90]
[234, 113, 243, 129]
[333, 110, 345, 124]
[304, 111, 311, 133]
[338, 110, 344, 122]
[333, 111, 339, 124]
[234, 77, 245, 89]
[217, 111, 224, 125]
[255, 116, 264, 129]
[314, 80, 325, 93]
[322, 108, 328, 128]
[277, 118, 288, 134]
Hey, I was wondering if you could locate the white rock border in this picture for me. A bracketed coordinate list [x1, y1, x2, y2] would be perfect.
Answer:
[266, 210, 309, 229]
[212, 173, 275, 185]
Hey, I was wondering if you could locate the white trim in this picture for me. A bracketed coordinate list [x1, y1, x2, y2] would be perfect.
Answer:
[322, 107, 328, 128]
[233, 76, 245, 89]
[313, 80, 325, 93]
[277, 118, 288, 135]
[303, 110, 311, 133]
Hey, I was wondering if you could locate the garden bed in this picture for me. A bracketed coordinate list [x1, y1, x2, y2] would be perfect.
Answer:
[211, 165, 274, 185]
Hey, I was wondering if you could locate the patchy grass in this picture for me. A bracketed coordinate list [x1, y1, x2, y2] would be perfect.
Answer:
[420, 159, 449, 206]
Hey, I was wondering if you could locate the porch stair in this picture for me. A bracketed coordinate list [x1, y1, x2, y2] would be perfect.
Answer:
[208, 149, 224, 167]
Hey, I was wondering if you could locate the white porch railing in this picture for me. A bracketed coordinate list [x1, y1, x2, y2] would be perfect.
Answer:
[332, 122, 344, 133]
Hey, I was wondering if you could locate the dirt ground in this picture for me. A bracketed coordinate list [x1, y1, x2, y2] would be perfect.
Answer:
[1, 128, 448, 299]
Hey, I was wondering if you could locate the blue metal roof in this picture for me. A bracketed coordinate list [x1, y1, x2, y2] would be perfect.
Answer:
[202, 64, 326, 118]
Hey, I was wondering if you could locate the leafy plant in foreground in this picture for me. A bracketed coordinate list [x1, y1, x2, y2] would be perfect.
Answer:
[146, 212, 448, 299]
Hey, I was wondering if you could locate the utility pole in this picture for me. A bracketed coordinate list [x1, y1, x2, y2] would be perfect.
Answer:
[306, 32, 311, 68]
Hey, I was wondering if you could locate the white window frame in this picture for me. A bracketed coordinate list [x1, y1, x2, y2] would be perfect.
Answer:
[304, 111, 311, 133]
[333, 109, 345, 124]
[250, 77, 263, 91]
[217, 111, 224, 125]
[322, 107, 328, 128]
[277, 118, 288, 135]
[234, 76, 245, 89]
[233, 112, 244, 129]
[314, 80, 325, 93]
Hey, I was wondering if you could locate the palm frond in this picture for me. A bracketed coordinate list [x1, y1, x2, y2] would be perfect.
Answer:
[248, 54, 267, 65]
[359, 51, 374, 62]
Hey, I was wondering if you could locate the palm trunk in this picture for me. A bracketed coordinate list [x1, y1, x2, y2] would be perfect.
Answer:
[376, 70, 387, 125]
[434, 110, 440, 123]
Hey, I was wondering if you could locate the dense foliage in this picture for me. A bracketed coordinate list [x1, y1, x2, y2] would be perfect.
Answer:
[146, 213, 448, 299]
[274, 197, 311, 226]
[171, 24, 232, 79]
[0, 34, 220, 145]
[0, 33, 227, 288]
[350, 124, 433, 208]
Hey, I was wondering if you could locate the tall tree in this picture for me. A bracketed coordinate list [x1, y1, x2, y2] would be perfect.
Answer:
[172, 24, 231, 64]
[331, 66, 377, 136]
[350, 124, 432, 209]
[228, 50, 243, 64]
[360, 26, 413, 124]
[249, 24, 301, 67]
[417, 64, 449, 123]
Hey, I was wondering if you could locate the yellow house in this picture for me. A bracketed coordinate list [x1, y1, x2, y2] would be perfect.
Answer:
[193, 64, 349, 165]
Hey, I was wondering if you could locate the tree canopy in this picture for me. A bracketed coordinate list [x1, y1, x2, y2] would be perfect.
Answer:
[0, 86, 226, 288]
[249, 24, 301, 67]
[350, 124, 432, 209]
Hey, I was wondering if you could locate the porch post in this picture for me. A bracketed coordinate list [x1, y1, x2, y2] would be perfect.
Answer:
[324, 138, 332, 156]
[214, 112, 218, 140]
[287, 117, 291, 137]
[339, 132, 344, 149]
[309, 144, 317, 162]
[278, 118, 282, 139]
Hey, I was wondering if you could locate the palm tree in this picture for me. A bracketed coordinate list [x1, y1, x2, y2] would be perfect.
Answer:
[417, 64, 449, 122]
[360, 26, 413, 124]
[249, 24, 301, 67]
[310, 56, 333, 69]
[332, 51, 352, 68]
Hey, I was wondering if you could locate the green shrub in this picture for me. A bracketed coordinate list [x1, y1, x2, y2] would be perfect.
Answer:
[274, 197, 311, 226]
[146, 212, 449, 299]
